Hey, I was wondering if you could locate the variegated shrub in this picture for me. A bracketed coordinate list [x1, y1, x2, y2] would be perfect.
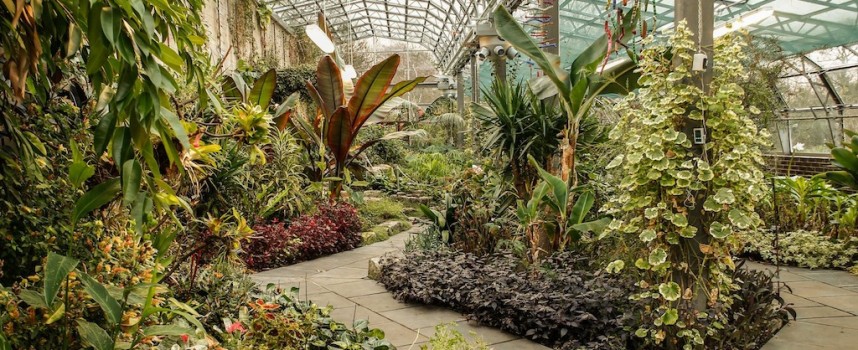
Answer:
[603, 22, 769, 347]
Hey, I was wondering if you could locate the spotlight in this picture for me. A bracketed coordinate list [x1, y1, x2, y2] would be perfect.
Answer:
[493, 45, 506, 57]
[506, 47, 519, 59]
[476, 47, 490, 60]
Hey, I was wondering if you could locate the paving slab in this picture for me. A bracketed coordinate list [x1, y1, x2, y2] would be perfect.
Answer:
[750, 261, 858, 350]
[351, 292, 415, 312]
[763, 321, 858, 349]
[490, 339, 553, 350]
[324, 279, 389, 298]
[812, 295, 858, 314]
[781, 280, 856, 298]
[381, 305, 468, 330]
[792, 306, 853, 319]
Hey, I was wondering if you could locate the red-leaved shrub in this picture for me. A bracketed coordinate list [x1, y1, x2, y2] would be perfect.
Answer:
[242, 219, 297, 270]
[241, 202, 362, 270]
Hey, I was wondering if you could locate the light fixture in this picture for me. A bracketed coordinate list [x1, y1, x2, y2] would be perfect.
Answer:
[493, 45, 506, 57]
[305, 24, 335, 54]
[712, 7, 774, 38]
[476, 47, 490, 60]
[342, 65, 357, 80]
[506, 47, 519, 59]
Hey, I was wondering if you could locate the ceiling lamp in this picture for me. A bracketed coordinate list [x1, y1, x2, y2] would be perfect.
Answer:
[305, 24, 335, 53]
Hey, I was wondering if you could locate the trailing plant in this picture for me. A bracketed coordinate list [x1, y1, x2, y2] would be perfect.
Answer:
[602, 25, 769, 347]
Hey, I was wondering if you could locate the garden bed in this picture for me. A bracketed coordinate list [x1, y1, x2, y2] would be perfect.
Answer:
[378, 249, 793, 350]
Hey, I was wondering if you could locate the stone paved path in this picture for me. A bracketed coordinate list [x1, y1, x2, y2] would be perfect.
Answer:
[250, 225, 550, 349]
[250, 227, 858, 349]
[749, 261, 858, 349]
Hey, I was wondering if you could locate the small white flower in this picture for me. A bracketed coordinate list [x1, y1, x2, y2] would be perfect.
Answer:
[793, 143, 805, 151]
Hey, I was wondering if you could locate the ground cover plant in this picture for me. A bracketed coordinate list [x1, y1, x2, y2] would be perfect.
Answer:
[378, 249, 635, 349]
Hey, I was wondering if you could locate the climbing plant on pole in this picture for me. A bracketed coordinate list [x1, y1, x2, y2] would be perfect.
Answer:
[603, 23, 769, 347]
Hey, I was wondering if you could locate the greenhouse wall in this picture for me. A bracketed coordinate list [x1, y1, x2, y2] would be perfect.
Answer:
[202, 0, 309, 70]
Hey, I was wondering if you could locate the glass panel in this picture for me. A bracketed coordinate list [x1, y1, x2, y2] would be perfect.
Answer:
[777, 75, 832, 109]
[842, 117, 858, 136]
[785, 118, 836, 154]
[827, 69, 858, 105]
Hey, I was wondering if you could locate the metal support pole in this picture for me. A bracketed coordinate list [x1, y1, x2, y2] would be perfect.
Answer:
[456, 72, 465, 115]
[494, 57, 506, 82]
[471, 57, 479, 104]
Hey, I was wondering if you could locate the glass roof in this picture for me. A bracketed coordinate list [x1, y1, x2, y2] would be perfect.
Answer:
[269, 0, 858, 74]
[266, 0, 520, 71]
[555, 0, 858, 66]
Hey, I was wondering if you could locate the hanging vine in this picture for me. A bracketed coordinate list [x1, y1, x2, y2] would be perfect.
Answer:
[603, 23, 769, 348]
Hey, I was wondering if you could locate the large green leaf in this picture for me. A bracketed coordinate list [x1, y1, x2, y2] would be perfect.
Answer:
[17, 290, 48, 309]
[76, 320, 113, 350]
[569, 191, 594, 225]
[832, 148, 858, 173]
[273, 92, 301, 130]
[70, 161, 95, 189]
[529, 155, 567, 213]
[93, 111, 117, 155]
[72, 178, 121, 225]
[249, 69, 277, 110]
[356, 76, 427, 134]
[222, 72, 247, 104]
[325, 107, 354, 167]
[79, 273, 123, 326]
[493, 6, 569, 98]
[348, 55, 400, 127]
[570, 217, 610, 235]
[315, 57, 346, 119]
[160, 107, 191, 151]
[44, 252, 79, 307]
[121, 160, 142, 206]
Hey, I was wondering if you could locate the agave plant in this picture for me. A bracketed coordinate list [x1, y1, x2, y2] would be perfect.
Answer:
[302, 54, 427, 198]
[471, 78, 565, 197]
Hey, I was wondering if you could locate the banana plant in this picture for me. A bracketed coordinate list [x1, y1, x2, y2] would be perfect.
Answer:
[304, 54, 426, 198]
[516, 155, 610, 261]
[819, 129, 858, 190]
[493, 5, 641, 185]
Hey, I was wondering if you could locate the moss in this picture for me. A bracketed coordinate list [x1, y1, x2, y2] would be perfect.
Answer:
[358, 196, 407, 228]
